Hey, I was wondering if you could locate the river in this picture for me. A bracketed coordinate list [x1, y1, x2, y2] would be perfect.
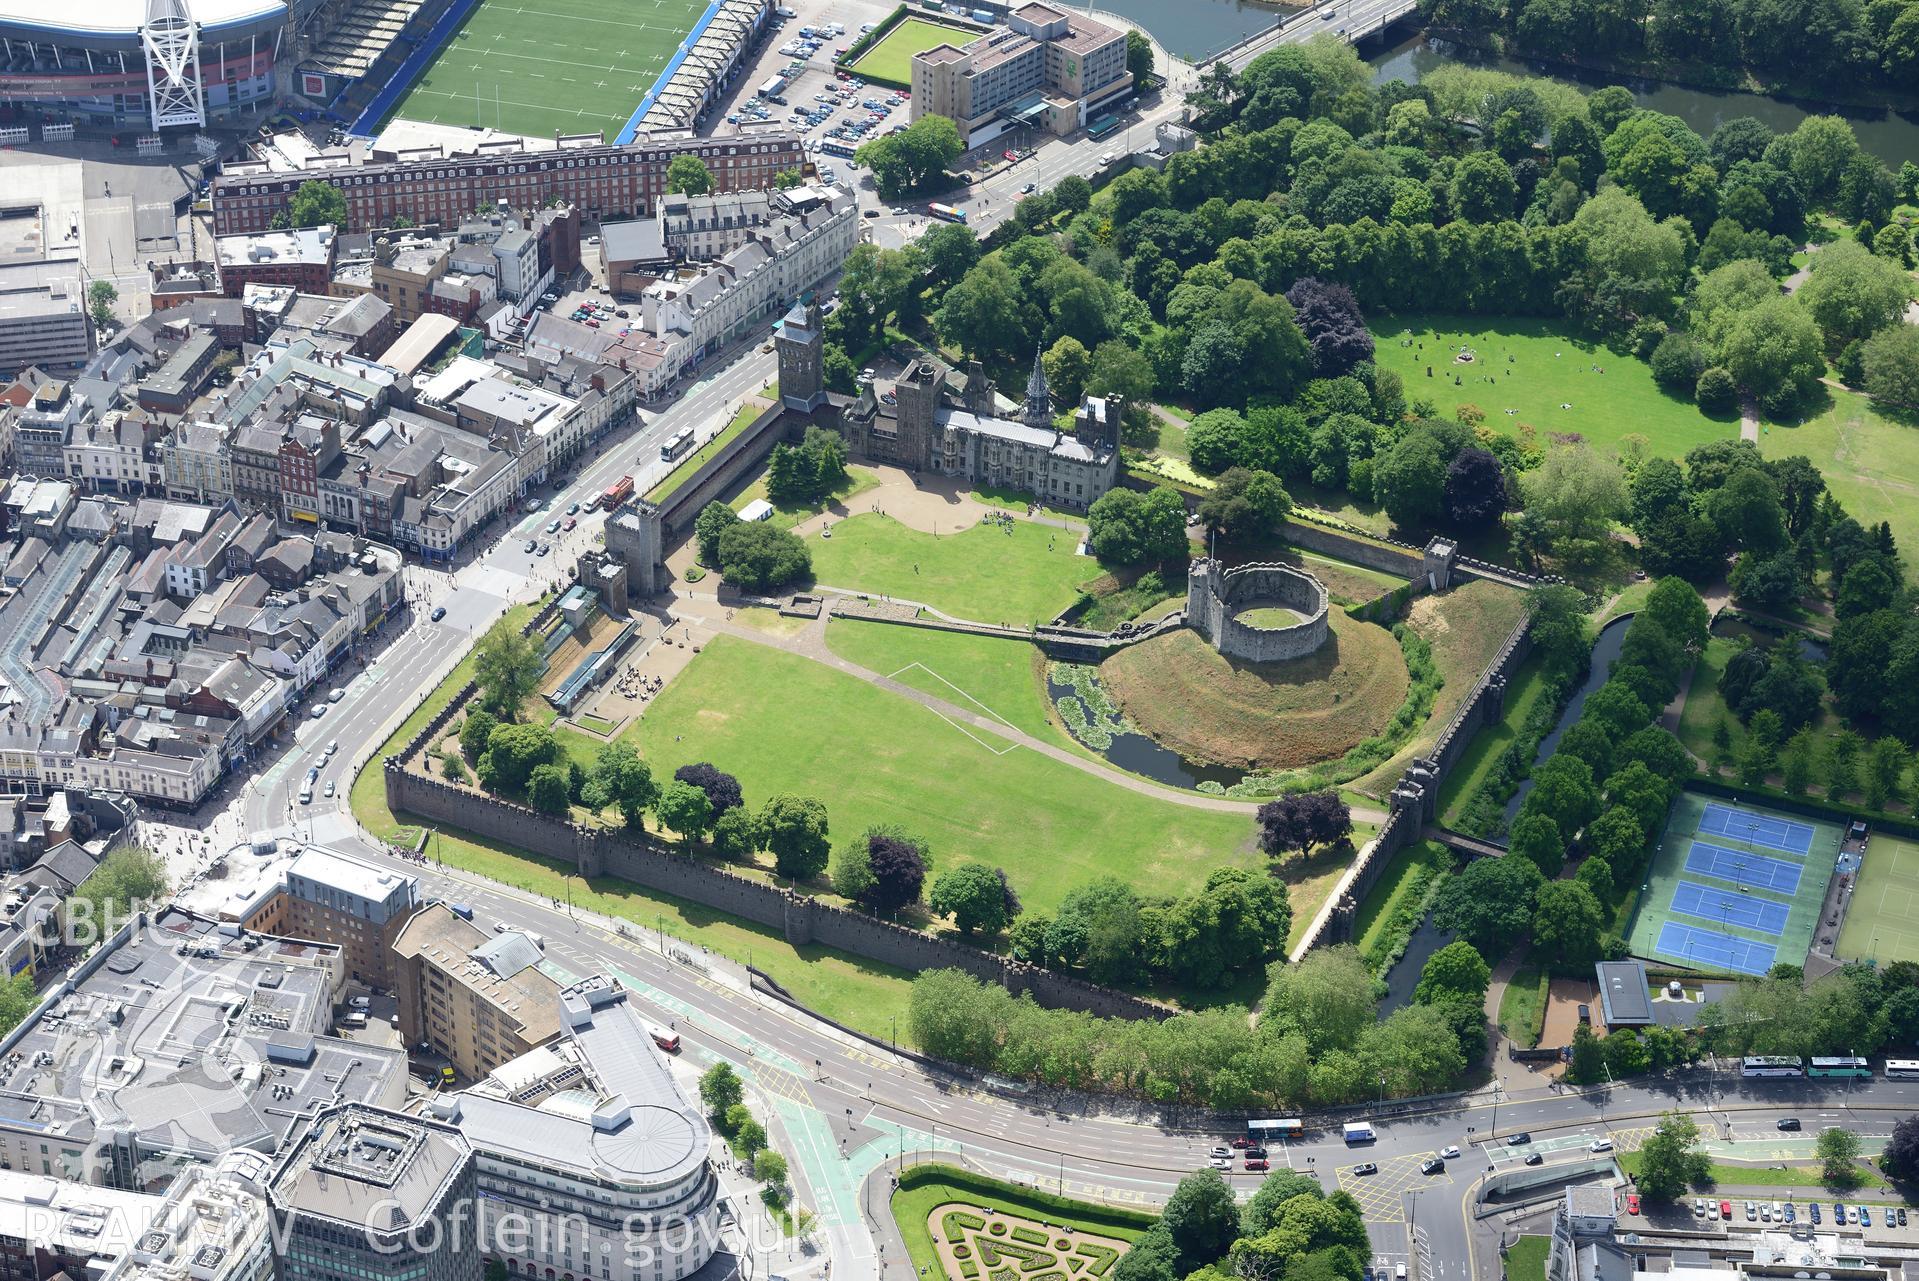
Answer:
[1067, 4, 1919, 167]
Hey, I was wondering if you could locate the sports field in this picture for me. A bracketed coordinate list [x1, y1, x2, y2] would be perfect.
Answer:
[1837, 832, 1919, 965]
[1370, 316, 1738, 458]
[386, 0, 705, 139]
[845, 16, 977, 83]
[1626, 791, 1842, 976]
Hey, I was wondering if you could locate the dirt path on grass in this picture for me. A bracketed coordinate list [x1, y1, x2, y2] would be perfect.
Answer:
[673, 596, 1393, 823]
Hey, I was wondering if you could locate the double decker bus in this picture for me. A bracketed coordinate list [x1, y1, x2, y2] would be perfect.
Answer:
[1884, 1059, 1919, 1080]
[1809, 1056, 1873, 1078]
[926, 202, 967, 224]
[1741, 1055, 1806, 1078]
[646, 1023, 681, 1053]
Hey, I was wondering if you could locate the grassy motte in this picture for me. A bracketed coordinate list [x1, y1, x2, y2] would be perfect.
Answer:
[807, 511, 1098, 626]
[1100, 612, 1410, 772]
[626, 635, 1258, 912]
[1371, 315, 1736, 457]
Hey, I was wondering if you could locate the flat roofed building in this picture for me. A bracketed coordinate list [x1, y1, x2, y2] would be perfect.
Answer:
[268, 1104, 480, 1281]
[431, 976, 720, 1281]
[283, 847, 419, 987]
[910, 2, 1131, 145]
[392, 903, 563, 1082]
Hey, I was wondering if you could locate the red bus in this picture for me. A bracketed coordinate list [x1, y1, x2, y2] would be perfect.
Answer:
[599, 475, 634, 510]
[647, 1023, 681, 1053]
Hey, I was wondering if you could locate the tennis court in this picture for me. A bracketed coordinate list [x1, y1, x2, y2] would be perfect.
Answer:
[1671, 880, 1791, 935]
[1699, 801, 1816, 855]
[381, 0, 707, 139]
[1627, 791, 1842, 976]
[1683, 841, 1803, 894]
[1655, 923, 1778, 977]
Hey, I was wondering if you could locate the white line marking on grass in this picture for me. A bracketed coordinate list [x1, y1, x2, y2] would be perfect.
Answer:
[885, 661, 1020, 732]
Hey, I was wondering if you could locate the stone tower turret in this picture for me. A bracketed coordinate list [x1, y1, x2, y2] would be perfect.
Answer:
[775, 298, 825, 412]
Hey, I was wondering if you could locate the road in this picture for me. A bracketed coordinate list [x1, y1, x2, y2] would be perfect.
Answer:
[1219, 0, 1420, 73]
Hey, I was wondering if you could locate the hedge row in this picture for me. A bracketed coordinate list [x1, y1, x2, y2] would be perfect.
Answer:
[899, 1164, 1157, 1233]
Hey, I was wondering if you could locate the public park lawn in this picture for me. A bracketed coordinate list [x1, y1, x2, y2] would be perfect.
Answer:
[384, 0, 700, 138]
[1505, 1236, 1551, 1281]
[1370, 315, 1737, 457]
[822, 619, 1073, 751]
[846, 16, 979, 83]
[892, 1165, 1150, 1281]
[1617, 1151, 1889, 1192]
[1436, 653, 1550, 828]
[1498, 965, 1549, 1049]
[730, 465, 881, 532]
[626, 636, 1259, 913]
[807, 512, 1097, 626]
[1761, 389, 1919, 583]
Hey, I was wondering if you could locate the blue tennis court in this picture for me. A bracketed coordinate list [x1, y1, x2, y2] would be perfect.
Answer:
[1699, 802, 1816, 855]
[1656, 922, 1779, 976]
[1684, 841, 1804, 894]
[1671, 880, 1790, 935]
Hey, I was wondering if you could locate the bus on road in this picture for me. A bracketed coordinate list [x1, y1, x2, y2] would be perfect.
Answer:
[1086, 113, 1121, 140]
[661, 427, 696, 461]
[647, 1024, 681, 1053]
[1249, 1119, 1304, 1143]
[1741, 1055, 1806, 1078]
[1884, 1059, 1919, 1079]
[1809, 1056, 1873, 1078]
[927, 202, 967, 224]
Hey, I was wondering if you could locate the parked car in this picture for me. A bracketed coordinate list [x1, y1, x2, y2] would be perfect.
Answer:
[1899, 1208, 1909, 1226]
[1720, 1201, 1732, 1220]
[1745, 1201, 1756, 1221]
[1809, 1203, 1820, 1224]
[1862, 1207, 1873, 1226]
[1693, 1199, 1707, 1219]
[1625, 1194, 1640, 1215]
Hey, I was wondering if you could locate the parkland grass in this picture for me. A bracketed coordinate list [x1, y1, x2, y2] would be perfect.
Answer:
[1761, 389, 1919, 583]
[845, 16, 979, 84]
[1370, 315, 1737, 458]
[625, 635, 1258, 912]
[1498, 965, 1548, 1048]
[385, 0, 705, 139]
[730, 464, 881, 532]
[822, 618, 1074, 751]
[807, 512, 1096, 626]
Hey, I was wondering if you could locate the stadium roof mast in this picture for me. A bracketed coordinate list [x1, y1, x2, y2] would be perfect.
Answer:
[142, 0, 207, 130]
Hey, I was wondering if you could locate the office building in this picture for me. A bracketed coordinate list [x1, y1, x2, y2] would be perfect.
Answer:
[268, 1104, 481, 1281]
[910, 3, 1131, 145]
[392, 903, 564, 1081]
[282, 846, 420, 987]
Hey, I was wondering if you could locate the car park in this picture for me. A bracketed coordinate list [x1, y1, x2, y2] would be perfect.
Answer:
[1809, 1203, 1821, 1224]
[1745, 1201, 1757, 1220]
[1693, 1199, 1706, 1219]
[1720, 1201, 1732, 1220]
[1863, 1207, 1874, 1226]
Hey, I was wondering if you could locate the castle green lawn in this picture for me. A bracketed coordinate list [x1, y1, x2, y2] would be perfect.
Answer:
[730, 464, 882, 533]
[1370, 315, 1738, 457]
[1435, 653, 1549, 828]
[807, 512, 1099, 626]
[624, 635, 1259, 912]
[822, 618, 1076, 752]
[1760, 389, 1919, 583]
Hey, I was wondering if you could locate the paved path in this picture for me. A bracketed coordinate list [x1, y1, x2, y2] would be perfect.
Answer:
[1740, 393, 1760, 444]
[699, 606, 1403, 821]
